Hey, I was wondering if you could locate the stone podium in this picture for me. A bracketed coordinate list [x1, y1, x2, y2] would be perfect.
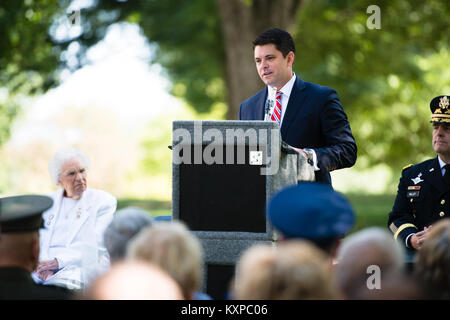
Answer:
[172, 120, 314, 299]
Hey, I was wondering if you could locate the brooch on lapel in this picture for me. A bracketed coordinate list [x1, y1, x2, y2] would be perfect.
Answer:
[46, 214, 54, 226]
[411, 172, 424, 185]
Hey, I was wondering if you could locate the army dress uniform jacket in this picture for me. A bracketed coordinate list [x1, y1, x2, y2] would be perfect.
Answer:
[388, 157, 450, 248]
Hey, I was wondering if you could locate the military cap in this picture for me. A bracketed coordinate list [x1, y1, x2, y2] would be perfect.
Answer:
[430, 95, 450, 124]
[268, 182, 355, 240]
[0, 195, 53, 233]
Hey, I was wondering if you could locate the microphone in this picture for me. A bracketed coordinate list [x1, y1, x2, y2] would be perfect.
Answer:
[264, 99, 274, 121]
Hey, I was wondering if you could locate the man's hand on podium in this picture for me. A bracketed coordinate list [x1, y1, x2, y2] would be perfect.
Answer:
[280, 142, 314, 167]
[293, 147, 314, 166]
[293, 147, 307, 158]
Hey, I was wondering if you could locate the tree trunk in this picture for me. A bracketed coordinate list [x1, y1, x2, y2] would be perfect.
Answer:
[218, 0, 303, 120]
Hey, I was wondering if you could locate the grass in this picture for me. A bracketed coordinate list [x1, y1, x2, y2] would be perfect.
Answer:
[117, 193, 396, 233]
[117, 198, 171, 217]
[344, 193, 396, 234]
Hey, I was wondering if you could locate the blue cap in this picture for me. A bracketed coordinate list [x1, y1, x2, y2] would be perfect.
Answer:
[153, 215, 172, 222]
[268, 182, 355, 240]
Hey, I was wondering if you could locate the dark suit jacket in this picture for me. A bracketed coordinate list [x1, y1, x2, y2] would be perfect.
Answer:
[0, 267, 72, 300]
[239, 76, 357, 184]
[388, 158, 450, 249]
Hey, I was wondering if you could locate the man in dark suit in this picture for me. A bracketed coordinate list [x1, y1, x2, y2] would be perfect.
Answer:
[0, 195, 72, 299]
[239, 28, 357, 184]
[389, 95, 450, 251]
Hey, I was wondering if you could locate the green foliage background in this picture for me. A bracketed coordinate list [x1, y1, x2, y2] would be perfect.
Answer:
[0, 0, 449, 231]
[293, 0, 450, 171]
[1, 0, 449, 174]
[0, 0, 62, 146]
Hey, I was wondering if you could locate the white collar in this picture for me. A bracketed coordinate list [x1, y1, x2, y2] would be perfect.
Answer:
[438, 156, 448, 169]
[268, 73, 296, 99]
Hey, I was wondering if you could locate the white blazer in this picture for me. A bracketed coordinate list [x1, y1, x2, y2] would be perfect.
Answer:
[38, 187, 116, 289]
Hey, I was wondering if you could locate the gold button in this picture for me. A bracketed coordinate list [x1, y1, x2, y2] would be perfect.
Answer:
[440, 211, 445, 217]
[441, 200, 446, 205]
[410, 199, 413, 203]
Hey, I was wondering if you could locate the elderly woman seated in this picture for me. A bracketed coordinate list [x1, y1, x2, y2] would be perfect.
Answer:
[33, 147, 117, 290]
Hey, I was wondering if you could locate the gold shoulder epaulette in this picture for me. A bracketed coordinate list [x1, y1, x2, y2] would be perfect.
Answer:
[402, 164, 413, 171]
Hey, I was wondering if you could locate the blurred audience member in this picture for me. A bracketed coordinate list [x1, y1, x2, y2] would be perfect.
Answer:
[127, 220, 210, 300]
[268, 182, 355, 258]
[84, 261, 183, 300]
[34, 147, 116, 290]
[233, 240, 335, 300]
[415, 218, 450, 299]
[334, 227, 421, 299]
[103, 206, 153, 264]
[0, 195, 72, 299]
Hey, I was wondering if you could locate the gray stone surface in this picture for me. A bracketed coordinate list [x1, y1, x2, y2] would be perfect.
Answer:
[172, 120, 314, 294]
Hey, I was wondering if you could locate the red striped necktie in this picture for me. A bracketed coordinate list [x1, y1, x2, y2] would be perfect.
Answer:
[271, 90, 282, 124]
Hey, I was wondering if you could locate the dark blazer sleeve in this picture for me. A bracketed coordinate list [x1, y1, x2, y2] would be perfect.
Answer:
[238, 89, 267, 121]
[238, 102, 243, 120]
[314, 89, 357, 172]
[239, 79, 356, 184]
[388, 167, 419, 246]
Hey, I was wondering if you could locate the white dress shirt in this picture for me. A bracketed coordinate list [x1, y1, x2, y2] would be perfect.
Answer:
[267, 73, 297, 125]
[438, 156, 447, 176]
[266, 73, 319, 171]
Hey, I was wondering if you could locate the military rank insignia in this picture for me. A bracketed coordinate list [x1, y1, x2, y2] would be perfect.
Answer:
[411, 173, 424, 185]
[407, 186, 420, 198]
[407, 185, 421, 199]
[440, 96, 449, 110]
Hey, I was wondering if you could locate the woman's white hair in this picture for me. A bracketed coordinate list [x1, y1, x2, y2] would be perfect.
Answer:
[48, 147, 90, 186]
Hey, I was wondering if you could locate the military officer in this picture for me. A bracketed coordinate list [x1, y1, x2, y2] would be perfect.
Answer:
[0, 195, 72, 299]
[389, 95, 450, 251]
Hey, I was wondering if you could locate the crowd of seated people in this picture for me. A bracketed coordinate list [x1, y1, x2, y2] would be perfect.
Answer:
[1, 149, 449, 300]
